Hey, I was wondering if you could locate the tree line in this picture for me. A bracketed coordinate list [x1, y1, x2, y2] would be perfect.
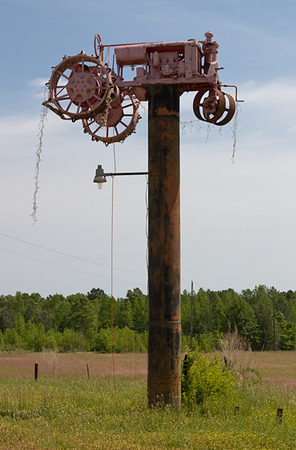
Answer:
[0, 285, 296, 352]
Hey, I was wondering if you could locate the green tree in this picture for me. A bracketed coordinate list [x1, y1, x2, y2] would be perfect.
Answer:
[275, 311, 296, 350]
[97, 295, 113, 329]
[87, 288, 105, 301]
[42, 294, 70, 332]
[126, 288, 148, 333]
[217, 289, 259, 347]
[115, 298, 134, 329]
[66, 294, 97, 336]
[24, 322, 46, 351]
[243, 285, 274, 350]
[194, 289, 213, 335]
[181, 290, 192, 336]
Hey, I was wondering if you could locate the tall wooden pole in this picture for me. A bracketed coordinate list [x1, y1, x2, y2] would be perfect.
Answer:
[146, 84, 181, 409]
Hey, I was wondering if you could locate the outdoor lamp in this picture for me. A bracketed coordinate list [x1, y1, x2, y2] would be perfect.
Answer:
[93, 165, 107, 188]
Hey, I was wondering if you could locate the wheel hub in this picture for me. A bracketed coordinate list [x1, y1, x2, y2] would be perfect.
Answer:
[66, 71, 98, 104]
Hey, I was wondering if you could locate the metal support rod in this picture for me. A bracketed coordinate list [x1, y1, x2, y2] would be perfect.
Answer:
[103, 172, 148, 177]
[146, 84, 181, 409]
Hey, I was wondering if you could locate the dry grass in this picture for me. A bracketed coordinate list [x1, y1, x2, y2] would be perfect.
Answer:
[0, 351, 296, 386]
[0, 352, 147, 379]
[251, 351, 296, 387]
[209, 350, 296, 387]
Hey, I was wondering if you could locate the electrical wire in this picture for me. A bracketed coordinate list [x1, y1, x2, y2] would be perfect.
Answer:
[111, 142, 118, 410]
[0, 233, 192, 289]
[0, 232, 146, 278]
[0, 247, 143, 287]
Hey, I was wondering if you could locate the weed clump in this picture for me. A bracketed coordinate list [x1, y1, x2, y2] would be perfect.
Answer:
[220, 324, 261, 386]
[182, 351, 237, 408]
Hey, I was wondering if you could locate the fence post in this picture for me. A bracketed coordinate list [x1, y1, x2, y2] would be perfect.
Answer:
[34, 363, 38, 381]
[277, 408, 283, 423]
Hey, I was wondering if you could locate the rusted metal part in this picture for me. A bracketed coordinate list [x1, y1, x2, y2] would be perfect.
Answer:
[193, 87, 236, 125]
[214, 92, 236, 126]
[82, 92, 141, 146]
[146, 84, 181, 409]
[43, 54, 114, 121]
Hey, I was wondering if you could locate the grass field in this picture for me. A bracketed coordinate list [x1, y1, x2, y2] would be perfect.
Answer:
[0, 351, 295, 449]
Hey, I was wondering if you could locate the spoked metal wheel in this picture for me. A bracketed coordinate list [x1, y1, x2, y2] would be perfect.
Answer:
[44, 54, 113, 121]
[83, 92, 140, 145]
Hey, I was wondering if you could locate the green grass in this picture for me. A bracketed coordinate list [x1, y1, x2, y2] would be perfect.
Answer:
[0, 375, 295, 449]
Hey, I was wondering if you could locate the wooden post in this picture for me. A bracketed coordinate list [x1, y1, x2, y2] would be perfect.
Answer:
[146, 84, 181, 409]
[277, 408, 283, 423]
[86, 363, 90, 379]
[34, 363, 38, 381]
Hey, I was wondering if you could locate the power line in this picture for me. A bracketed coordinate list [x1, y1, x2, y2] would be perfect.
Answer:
[0, 232, 146, 277]
[0, 232, 193, 287]
[0, 247, 141, 286]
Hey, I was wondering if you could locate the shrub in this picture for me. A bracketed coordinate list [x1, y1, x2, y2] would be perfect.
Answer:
[182, 351, 237, 407]
[93, 328, 112, 353]
[0, 330, 4, 350]
[181, 334, 199, 352]
[197, 332, 222, 352]
[3, 328, 24, 350]
[93, 327, 148, 353]
[57, 329, 90, 352]
[43, 330, 58, 350]
[24, 322, 46, 352]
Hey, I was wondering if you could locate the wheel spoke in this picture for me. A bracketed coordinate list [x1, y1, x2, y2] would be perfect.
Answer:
[65, 100, 73, 112]
[122, 103, 133, 109]
[56, 70, 70, 81]
[56, 93, 71, 101]
[93, 125, 103, 134]
[93, 94, 103, 102]
[119, 120, 128, 129]
[56, 85, 67, 95]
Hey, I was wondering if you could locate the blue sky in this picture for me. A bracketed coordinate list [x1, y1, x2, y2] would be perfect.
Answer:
[1, 0, 296, 298]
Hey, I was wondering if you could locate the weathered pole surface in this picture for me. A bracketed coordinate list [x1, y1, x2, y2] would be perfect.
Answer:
[146, 84, 181, 409]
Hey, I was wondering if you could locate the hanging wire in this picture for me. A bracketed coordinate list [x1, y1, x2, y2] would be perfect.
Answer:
[111, 142, 118, 410]
[32, 85, 48, 225]
[231, 101, 240, 163]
